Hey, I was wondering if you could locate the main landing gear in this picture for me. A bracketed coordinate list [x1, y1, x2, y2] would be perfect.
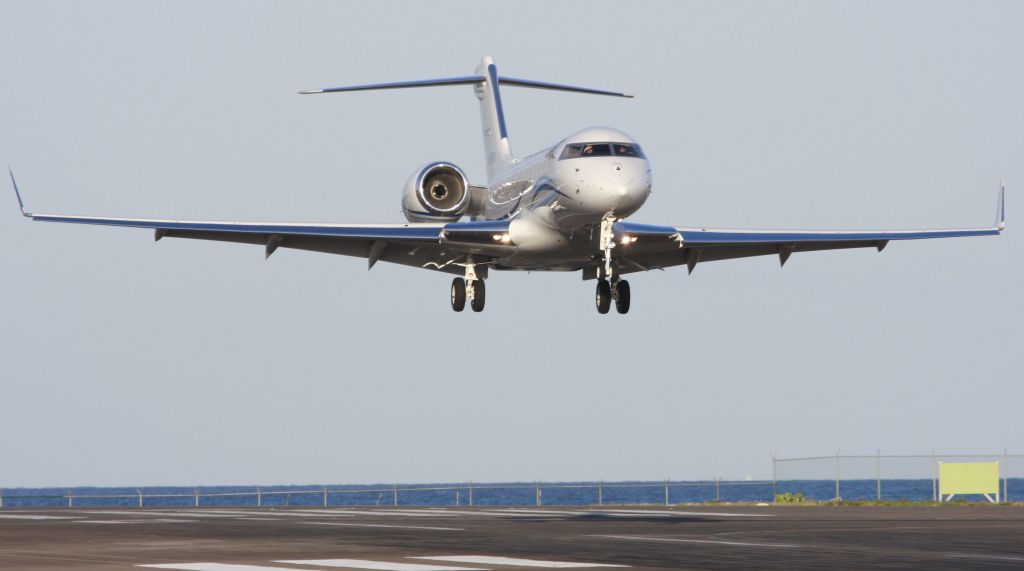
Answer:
[595, 278, 630, 314]
[450, 262, 485, 312]
[593, 214, 631, 314]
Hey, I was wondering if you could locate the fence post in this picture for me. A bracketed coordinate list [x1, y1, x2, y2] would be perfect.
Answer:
[834, 450, 840, 501]
[257, 487, 262, 508]
[876, 449, 881, 502]
[456, 490, 460, 507]
[323, 486, 328, 508]
[393, 484, 398, 507]
[1004, 449, 1009, 503]
[195, 487, 200, 508]
[68, 490, 73, 508]
[664, 479, 669, 507]
[598, 480, 603, 506]
[468, 482, 473, 507]
[715, 478, 720, 502]
[535, 481, 541, 506]
[138, 488, 144, 508]
[931, 449, 937, 502]
[771, 453, 777, 502]
[0, 490, 3, 509]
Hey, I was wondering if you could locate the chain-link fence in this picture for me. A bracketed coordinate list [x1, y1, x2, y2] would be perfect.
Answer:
[3, 452, 1019, 508]
[772, 451, 1024, 502]
[0, 480, 779, 509]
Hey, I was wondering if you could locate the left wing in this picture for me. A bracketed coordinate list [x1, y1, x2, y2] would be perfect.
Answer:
[612, 185, 1005, 275]
[8, 170, 514, 275]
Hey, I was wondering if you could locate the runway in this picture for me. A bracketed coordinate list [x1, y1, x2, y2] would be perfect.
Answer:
[0, 505, 1022, 570]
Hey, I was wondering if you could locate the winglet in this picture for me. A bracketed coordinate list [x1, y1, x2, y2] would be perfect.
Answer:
[8, 167, 31, 217]
[996, 179, 1006, 231]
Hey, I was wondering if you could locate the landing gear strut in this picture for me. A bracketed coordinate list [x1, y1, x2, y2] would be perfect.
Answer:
[594, 215, 631, 314]
[451, 261, 486, 312]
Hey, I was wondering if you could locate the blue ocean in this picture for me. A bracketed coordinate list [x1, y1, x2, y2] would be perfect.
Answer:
[2, 479, 1020, 508]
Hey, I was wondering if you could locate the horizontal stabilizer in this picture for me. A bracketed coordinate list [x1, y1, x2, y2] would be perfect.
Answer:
[301, 76, 632, 98]
[497, 76, 632, 98]
[300, 76, 484, 95]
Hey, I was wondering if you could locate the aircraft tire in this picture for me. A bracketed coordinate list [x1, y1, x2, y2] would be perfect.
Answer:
[614, 280, 630, 314]
[470, 279, 486, 312]
[451, 278, 466, 312]
[596, 279, 611, 314]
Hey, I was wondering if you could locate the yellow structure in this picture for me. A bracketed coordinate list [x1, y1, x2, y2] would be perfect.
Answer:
[939, 461, 1000, 503]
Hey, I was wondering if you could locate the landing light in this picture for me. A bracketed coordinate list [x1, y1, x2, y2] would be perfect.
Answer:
[620, 236, 637, 245]
[492, 233, 512, 243]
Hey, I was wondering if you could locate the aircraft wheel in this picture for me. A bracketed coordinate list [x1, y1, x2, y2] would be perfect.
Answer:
[595, 279, 611, 314]
[451, 278, 466, 312]
[470, 279, 486, 312]
[614, 280, 631, 314]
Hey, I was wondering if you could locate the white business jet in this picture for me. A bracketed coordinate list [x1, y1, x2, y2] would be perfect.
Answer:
[10, 56, 1004, 314]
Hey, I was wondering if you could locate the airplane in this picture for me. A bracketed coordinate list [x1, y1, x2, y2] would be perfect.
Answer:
[9, 55, 1005, 314]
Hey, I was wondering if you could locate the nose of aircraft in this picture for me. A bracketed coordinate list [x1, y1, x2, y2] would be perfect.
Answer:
[606, 160, 651, 217]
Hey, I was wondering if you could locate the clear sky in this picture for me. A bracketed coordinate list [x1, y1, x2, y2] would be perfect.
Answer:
[1, 1, 1021, 487]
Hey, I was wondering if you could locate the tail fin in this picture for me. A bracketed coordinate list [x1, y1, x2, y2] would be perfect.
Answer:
[300, 56, 633, 181]
[474, 56, 514, 179]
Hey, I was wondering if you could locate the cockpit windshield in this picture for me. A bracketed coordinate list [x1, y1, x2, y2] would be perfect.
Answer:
[559, 142, 645, 160]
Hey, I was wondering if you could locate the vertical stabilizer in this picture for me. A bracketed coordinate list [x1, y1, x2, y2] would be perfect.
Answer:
[474, 56, 515, 180]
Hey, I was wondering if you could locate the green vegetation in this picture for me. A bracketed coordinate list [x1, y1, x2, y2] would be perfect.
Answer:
[774, 492, 806, 504]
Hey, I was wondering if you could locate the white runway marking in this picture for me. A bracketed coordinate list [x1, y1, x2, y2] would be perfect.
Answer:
[290, 511, 362, 517]
[592, 534, 799, 549]
[84, 510, 238, 519]
[302, 522, 463, 531]
[0, 514, 83, 520]
[945, 553, 1024, 562]
[329, 510, 459, 518]
[139, 565, 315, 571]
[487, 515, 585, 519]
[161, 510, 352, 519]
[595, 509, 772, 518]
[446, 511, 542, 518]
[80, 519, 198, 524]
[280, 559, 484, 570]
[413, 556, 628, 568]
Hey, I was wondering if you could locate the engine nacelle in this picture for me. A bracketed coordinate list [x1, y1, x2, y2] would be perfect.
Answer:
[402, 162, 473, 222]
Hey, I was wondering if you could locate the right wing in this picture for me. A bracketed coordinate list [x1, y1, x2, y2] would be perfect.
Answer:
[9, 170, 514, 275]
[611, 185, 1005, 275]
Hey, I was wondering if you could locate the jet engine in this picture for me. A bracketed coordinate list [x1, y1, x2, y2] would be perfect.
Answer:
[402, 162, 473, 222]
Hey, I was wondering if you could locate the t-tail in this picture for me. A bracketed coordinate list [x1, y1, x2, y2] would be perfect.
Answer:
[300, 55, 633, 181]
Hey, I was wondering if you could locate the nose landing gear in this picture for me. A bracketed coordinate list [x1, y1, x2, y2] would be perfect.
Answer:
[451, 261, 486, 313]
[594, 215, 631, 314]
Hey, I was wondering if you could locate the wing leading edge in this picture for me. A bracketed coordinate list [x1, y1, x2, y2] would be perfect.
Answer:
[8, 170, 520, 275]
[614, 184, 1005, 274]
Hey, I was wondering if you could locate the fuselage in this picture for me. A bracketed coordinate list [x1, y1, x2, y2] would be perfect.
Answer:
[484, 126, 652, 227]
[480, 126, 652, 268]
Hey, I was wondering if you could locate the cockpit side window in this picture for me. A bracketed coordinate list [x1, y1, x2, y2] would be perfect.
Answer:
[612, 143, 645, 158]
[560, 144, 584, 159]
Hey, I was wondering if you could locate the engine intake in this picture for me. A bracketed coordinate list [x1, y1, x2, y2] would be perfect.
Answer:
[402, 162, 470, 222]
